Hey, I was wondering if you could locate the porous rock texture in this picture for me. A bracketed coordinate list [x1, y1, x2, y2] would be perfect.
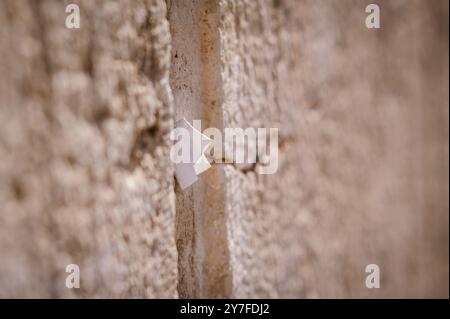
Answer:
[0, 0, 448, 298]
[0, 0, 176, 298]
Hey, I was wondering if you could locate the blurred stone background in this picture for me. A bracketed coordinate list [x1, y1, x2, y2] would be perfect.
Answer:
[0, 0, 448, 298]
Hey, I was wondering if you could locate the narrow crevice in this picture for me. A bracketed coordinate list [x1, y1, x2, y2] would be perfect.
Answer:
[168, 0, 232, 298]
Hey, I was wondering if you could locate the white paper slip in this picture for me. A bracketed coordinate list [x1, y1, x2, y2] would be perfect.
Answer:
[173, 118, 213, 189]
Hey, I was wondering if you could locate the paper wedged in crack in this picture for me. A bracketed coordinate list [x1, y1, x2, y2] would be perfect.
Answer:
[174, 118, 213, 189]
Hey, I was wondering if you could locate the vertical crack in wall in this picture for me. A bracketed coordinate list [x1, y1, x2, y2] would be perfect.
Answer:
[168, 0, 231, 298]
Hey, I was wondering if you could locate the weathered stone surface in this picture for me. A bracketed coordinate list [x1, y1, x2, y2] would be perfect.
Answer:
[0, 0, 448, 298]
[0, 0, 177, 298]
[218, 0, 448, 298]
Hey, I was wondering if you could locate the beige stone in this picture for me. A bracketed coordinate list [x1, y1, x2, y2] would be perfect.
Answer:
[0, 0, 177, 298]
[0, 0, 448, 298]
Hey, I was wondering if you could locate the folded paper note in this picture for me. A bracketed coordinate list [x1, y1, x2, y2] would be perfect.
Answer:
[173, 118, 213, 189]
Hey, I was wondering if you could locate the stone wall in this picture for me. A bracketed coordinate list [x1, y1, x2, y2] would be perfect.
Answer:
[0, 0, 448, 298]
